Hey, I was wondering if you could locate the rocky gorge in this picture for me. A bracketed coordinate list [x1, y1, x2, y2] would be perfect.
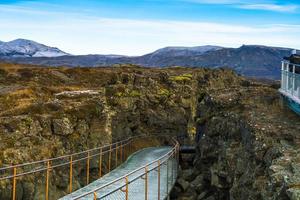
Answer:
[0, 63, 299, 200]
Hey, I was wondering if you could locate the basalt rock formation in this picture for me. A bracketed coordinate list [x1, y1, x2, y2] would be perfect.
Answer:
[0, 63, 299, 200]
[173, 80, 300, 200]
[0, 63, 205, 199]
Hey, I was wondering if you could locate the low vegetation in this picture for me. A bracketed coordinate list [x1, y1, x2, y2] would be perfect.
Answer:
[169, 73, 193, 82]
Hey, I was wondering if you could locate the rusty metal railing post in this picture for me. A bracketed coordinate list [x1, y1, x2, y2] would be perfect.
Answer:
[12, 166, 17, 200]
[121, 176, 129, 200]
[69, 155, 73, 193]
[120, 142, 123, 162]
[157, 160, 161, 200]
[115, 143, 118, 168]
[171, 153, 174, 184]
[126, 140, 130, 159]
[45, 161, 50, 200]
[177, 144, 180, 177]
[86, 152, 90, 185]
[166, 159, 169, 197]
[123, 142, 126, 160]
[129, 140, 132, 155]
[99, 148, 102, 178]
[109, 145, 112, 172]
[125, 176, 129, 200]
[145, 166, 148, 200]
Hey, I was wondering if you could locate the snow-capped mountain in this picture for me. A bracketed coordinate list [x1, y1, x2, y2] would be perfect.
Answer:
[0, 39, 69, 57]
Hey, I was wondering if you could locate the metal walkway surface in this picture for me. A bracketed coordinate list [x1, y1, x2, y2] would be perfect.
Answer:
[0, 135, 179, 200]
[61, 147, 177, 200]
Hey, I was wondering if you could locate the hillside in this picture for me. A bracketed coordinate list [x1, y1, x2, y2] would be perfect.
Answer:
[0, 39, 68, 57]
[1, 44, 292, 79]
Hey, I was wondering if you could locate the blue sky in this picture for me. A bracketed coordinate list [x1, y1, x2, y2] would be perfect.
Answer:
[0, 0, 299, 55]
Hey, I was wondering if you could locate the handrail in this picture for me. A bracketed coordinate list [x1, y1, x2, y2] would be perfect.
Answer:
[72, 137, 179, 199]
[0, 139, 132, 180]
[282, 60, 300, 68]
[0, 133, 180, 200]
[0, 141, 132, 180]
[0, 137, 131, 171]
[98, 151, 175, 199]
[281, 70, 300, 78]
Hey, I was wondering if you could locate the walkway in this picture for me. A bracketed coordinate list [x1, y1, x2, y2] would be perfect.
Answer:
[0, 135, 179, 200]
[60, 147, 177, 200]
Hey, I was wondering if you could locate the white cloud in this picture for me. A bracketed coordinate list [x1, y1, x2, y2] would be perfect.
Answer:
[185, 0, 273, 4]
[182, 0, 299, 12]
[238, 4, 298, 12]
[0, 3, 299, 55]
[0, 16, 299, 55]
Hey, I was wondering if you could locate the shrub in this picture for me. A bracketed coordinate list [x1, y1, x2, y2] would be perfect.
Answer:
[129, 90, 141, 97]
[169, 73, 193, 82]
[0, 68, 7, 77]
[158, 88, 171, 97]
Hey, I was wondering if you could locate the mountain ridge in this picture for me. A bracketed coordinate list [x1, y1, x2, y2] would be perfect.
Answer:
[0, 39, 297, 79]
[0, 39, 69, 58]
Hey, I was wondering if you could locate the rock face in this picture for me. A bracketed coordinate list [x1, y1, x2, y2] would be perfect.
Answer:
[173, 80, 300, 199]
[0, 63, 299, 199]
[0, 64, 209, 199]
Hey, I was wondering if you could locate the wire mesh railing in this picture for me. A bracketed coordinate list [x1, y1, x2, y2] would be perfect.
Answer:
[71, 137, 179, 200]
[0, 135, 175, 200]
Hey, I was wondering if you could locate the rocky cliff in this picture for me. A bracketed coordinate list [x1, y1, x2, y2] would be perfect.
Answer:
[0, 63, 207, 199]
[173, 80, 300, 200]
[0, 63, 299, 200]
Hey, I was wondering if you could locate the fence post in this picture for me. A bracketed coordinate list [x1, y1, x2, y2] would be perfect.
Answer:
[176, 145, 179, 177]
[109, 145, 112, 172]
[12, 166, 17, 200]
[158, 160, 161, 200]
[145, 166, 148, 200]
[125, 176, 129, 200]
[120, 142, 123, 162]
[129, 140, 132, 155]
[45, 161, 50, 200]
[116, 143, 118, 167]
[171, 153, 174, 184]
[69, 156, 73, 193]
[124, 142, 127, 160]
[87, 152, 90, 185]
[166, 159, 169, 198]
[177, 145, 180, 177]
[99, 148, 102, 178]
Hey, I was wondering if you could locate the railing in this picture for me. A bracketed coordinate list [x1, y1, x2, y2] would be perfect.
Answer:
[281, 61, 300, 100]
[0, 135, 175, 200]
[72, 137, 179, 200]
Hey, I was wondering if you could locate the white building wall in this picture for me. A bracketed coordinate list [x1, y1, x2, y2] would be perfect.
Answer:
[281, 61, 300, 100]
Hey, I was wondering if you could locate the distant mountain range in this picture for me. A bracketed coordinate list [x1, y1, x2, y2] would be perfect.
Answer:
[0, 39, 68, 57]
[0, 39, 295, 79]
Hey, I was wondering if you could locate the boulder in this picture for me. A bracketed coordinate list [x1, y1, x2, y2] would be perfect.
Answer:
[197, 191, 207, 200]
[177, 178, 190, 192]
[52, 117, 74, 135]
[182, 169, 194, 182]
